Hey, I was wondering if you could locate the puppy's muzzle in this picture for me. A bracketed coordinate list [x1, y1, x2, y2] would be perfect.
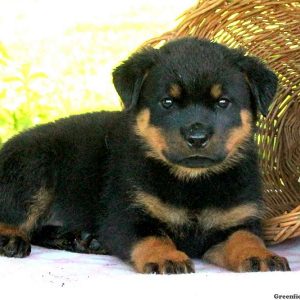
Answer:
[180, 123, 213, 149]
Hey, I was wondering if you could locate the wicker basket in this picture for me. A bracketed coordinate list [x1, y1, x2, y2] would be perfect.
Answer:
[146, 0, 300, 244]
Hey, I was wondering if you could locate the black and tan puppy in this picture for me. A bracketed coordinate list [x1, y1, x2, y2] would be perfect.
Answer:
[0, 38, 290, 273]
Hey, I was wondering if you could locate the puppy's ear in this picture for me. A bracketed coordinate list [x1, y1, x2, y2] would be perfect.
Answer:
[112, 47, 158, 110]
[237, 55, 278, 117]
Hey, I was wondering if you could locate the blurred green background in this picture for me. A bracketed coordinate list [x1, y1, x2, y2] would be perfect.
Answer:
[0, 0, 195, 145]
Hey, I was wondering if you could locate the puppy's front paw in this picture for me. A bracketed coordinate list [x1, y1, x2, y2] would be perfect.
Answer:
[240, 254, 290, 272]
[222, 230, 291, 272]
[131, 236, 194, 274]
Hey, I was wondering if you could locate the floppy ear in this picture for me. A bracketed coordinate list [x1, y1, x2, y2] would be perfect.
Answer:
[112, 47, 158, 111]
[237, 55, 278, 117]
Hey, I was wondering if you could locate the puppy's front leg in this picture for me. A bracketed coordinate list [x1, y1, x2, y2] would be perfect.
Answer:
[203, 230, 290, 272]
[131, 236, 194, 274]
[100, 213, 194, 274]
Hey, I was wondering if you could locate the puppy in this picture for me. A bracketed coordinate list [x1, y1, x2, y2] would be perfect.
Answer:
[0, 37, 290, 273]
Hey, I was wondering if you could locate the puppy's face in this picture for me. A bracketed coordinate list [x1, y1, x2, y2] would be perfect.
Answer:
[135, 61, 252, 171]
[113, 38, 277, 178]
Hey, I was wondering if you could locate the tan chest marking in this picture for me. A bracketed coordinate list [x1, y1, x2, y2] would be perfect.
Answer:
[134, 191, 189, 226]
[196, 204, 261, 231]
[133, 191, 260, 231]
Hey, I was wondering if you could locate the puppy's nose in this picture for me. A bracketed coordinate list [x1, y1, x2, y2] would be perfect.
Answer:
[181, 123, 212, 148]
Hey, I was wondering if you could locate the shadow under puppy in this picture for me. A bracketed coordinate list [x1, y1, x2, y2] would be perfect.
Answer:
[0, 37, 290, 273]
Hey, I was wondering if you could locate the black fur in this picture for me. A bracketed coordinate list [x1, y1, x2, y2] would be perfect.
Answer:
[0, 38, 279, 271]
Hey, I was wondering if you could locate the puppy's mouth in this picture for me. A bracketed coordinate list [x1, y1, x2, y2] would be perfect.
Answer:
[178, 156, 223, 168]
[163, 152, 224, 168]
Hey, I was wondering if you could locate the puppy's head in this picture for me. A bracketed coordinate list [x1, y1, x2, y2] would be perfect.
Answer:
[113, 38, 277, 179]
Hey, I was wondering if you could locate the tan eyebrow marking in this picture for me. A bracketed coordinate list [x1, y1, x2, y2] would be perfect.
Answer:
[169, 84, 182, 99]
[210, 84, 222, 99]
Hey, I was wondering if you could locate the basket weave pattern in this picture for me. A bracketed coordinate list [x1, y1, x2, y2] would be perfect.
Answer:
[146, 0, 300, 244]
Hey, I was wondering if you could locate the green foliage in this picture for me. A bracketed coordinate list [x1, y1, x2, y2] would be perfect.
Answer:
[0, 0, 194, 146]
[0, 59, 53, 145]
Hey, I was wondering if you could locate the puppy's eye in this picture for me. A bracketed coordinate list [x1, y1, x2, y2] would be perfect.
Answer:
[217, 97, 231, 109]
[160, 97, 174, 109]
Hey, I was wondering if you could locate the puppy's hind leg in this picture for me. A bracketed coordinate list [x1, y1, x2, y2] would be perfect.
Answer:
[0, 224, 31, 258]
[31, 225, 108, 254]
[0, 187, 53, 258]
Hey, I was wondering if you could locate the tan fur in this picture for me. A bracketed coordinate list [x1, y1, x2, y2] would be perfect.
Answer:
[131, 236, 189, 273]
[134, 109, 208, 176]
[0, 224, 28, 241]
[203, 230, 279, 272]
[169, 84, 182, 99]
[170, 150, 246, 181]
[210, 84, 222, 99]
[224, 231, 269, 271]
[134, 191, 189, 226]
[226, 110, 252, 154]
[135, 109, 168, 162]
[202, 241, 227, 268]
[133, 191, 260, 231]
[20, 187, 53, 234]
[0, 188, 53, 240]
[170, 109, 253, 181]
[170, 165, 209, 180]
[135, 108, 253, 181]
[197, 204, 261, 231]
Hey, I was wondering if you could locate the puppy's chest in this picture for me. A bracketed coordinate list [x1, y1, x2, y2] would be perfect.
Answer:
[133, 191, 259, 235]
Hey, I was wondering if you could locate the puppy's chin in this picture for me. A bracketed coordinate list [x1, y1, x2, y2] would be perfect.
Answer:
[162, 152, 226, 169]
